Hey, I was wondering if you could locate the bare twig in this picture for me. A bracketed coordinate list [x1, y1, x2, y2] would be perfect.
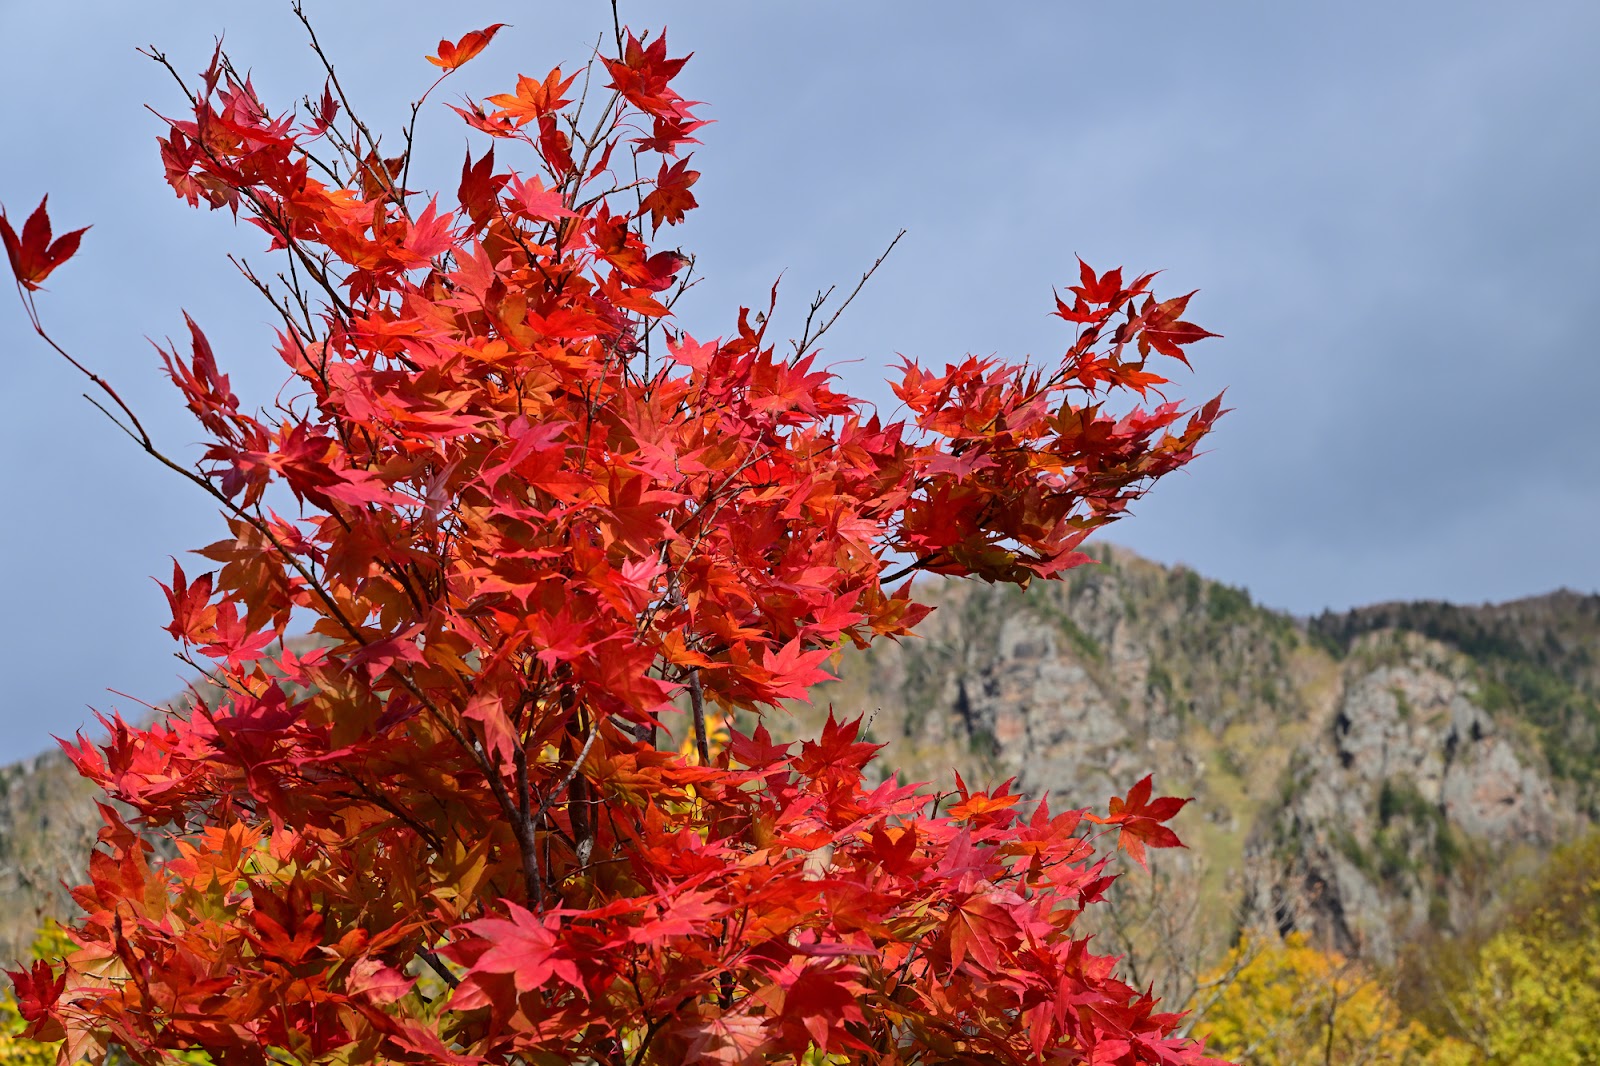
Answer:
[791, 229, 905, 361]
[291, 1, 410, 216]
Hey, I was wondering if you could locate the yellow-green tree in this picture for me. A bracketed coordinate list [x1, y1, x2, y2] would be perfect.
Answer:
[1421, 833, 1600, 1065]
[1194, 931, 1430, 1065]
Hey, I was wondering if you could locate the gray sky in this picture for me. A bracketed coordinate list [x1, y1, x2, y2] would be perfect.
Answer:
[2, 1, 1596, 762]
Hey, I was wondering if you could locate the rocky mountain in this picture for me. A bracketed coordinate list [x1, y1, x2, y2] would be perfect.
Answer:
[1, 545, 1594, 974]
[0, 747, 101, 968]
[781, 545, 1595, 968]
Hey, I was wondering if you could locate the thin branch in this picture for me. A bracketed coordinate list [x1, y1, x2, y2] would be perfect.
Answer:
[879, 552, 943, 586]
[790, 229, 905, 361]
[399, 67, 452, 202]
[531, 717, 603, 828]
[609, 0, 626, 58]
[416, 947, 460, 989]
[291, 1, 409, 216]
[20, 287, 153, 447]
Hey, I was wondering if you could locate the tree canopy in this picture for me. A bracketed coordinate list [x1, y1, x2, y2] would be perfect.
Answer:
[4, 14, 1225, 1066]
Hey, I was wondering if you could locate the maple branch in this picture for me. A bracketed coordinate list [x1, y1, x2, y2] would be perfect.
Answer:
[609, 0, 626, 58]
[257, 215, 355, 323]
[498, 711, 604, 909]
[309, 113, 369, 188]
[21, 305, 512, 872]
[225, 261, 431, 623]
[562, 74, 626, 205]
[228, 255, 332, 394]
[293, 130, 347, 187]
[142, 50, 359, 324]
[331, 767, 446, 854]
[17, 288, 153, 449]
[416, 947, 459, 989]
[561, 43, 604, 190]
[399, 72, 452, 205]
[573, 178, 652, 215]
[791, 228, 905, 361]
[570, 771, 597, 871]
[291, 1, 410, 216]
[879, 552, 944, 585]
[627, 989, 701, 1066]
[12, 323, 362, 665]
[512, 816, 546, 912]
[318, 505, 431, 617]
[513, 734, 533, 824]
[530, 717, 602, 828]
[172, 650, 257, 704]
[688, 668, 711, 766]
[278, 262, 321, 340]
[664, 448, 769, 598]
[81, 396, 146, 450]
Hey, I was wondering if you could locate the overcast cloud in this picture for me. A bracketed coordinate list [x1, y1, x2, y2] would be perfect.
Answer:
[1, 1, 1595, 761]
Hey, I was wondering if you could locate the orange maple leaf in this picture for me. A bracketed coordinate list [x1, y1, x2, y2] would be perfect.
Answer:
[427, 23, 506, 70]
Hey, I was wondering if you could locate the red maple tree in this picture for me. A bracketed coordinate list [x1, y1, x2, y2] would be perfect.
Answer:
[5, 15, 1228, 1066]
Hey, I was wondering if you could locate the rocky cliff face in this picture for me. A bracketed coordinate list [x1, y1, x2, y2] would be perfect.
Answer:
[0, 748, 100, 967]
[783, 545, 1592, 965]
[1249, 634, 1567, 962]
[1, 546, 1593, 971]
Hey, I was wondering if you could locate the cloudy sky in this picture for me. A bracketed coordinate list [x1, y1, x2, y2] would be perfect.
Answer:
[1, 1, 1596, 761]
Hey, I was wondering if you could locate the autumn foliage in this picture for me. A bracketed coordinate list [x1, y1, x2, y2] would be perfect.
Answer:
[4, 15, 1226, 1066]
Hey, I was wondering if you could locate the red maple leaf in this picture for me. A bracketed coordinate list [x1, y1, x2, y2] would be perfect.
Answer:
[459, 902, 584, 993]
[640, 157, 699, 230]
[157, 557, 217, 644]
[0, 197, 88, 291]
[1087, 774, 1191, 866]
[5, 959, 66, 1033]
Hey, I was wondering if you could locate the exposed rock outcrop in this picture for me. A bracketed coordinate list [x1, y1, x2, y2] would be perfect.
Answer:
[784, 545, 1592, 966]
[0, 748, 100, 967]
[1247, 636, 1566, 962]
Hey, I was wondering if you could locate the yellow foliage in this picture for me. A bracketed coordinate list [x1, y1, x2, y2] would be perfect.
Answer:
[679, 709, 731, 764]
[1196, 835, 1600, 1066]
[1194, 931, 1431, 1065]
[1422, 834, 1600, 1066]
